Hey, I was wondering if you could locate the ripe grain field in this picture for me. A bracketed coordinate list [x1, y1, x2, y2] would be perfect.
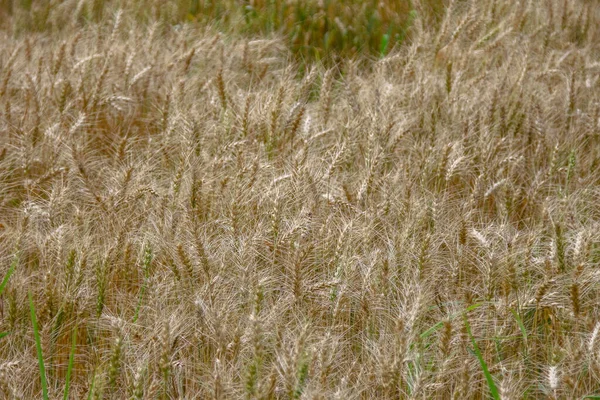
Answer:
[0, 1, 600, 399]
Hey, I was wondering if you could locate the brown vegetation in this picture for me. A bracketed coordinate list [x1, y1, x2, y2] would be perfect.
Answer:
[1, 0, 600, 398]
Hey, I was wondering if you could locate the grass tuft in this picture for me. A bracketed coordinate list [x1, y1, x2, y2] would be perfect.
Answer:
[29, 291, 49, 400]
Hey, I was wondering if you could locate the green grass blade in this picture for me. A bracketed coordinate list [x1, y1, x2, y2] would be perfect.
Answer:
[510, 309, 528, 348]
[86, 370, 97, 400]
[0, 331, 9, 339]
[420, 321, 445, 340]
[63, 325, 78, 400]
[420, 302, 483, 339]
[379, 33, 390, 57]
[464, 317, 500, 400]
[29, 291, 49, 400]
[0, 255, 18, 297]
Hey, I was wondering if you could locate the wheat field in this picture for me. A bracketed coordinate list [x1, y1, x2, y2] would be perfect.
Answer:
[0, 0, 600, 399]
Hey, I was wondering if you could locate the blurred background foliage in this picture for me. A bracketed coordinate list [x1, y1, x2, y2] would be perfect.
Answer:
[0, 0, 447, 63]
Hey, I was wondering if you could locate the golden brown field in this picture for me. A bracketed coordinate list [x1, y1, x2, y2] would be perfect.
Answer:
[1, 1, 600, 399]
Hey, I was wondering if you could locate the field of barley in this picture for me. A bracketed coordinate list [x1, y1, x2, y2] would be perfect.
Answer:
[0, 0, 600, 399]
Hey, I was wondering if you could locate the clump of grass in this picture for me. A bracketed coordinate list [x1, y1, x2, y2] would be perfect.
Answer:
[0, 0, 599, 398]
[2, 0, 443, 64]
[191, 0, 433, 63]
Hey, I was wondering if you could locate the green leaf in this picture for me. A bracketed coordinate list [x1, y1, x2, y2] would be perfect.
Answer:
[380, 33, 390, 57]
[464, 317, 500, 400]
[63, 325, 78, 400]
[86, 371, 97, 400]
[0, 332, 9, 340]
[29, 291, 49, 400]
[0, 255, 18, 297]
[510, 309, 528, 350]
[420, 302, 483, 339]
